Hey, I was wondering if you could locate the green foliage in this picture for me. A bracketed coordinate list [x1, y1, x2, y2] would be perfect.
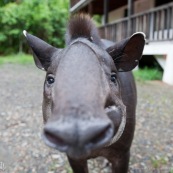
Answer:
[133, 68, 163, 81]
[92, 15, 102, 26]
[170, 168, 173, 173]
[0, 0, 69, 54]
[0, 0, 16, 7]
[151, 156, 168, 168]
[0, 53, 33, 64]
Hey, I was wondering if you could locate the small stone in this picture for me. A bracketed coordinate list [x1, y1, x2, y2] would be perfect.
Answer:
[51, 154, 60, 159]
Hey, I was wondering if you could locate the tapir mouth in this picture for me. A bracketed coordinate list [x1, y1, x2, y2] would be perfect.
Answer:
[105, 105, 126, 146]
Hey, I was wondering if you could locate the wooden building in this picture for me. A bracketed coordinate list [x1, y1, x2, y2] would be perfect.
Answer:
[70, 0, 173, 85]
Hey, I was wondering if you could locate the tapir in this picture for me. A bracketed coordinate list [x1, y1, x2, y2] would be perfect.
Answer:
[23, 14, 145, 173]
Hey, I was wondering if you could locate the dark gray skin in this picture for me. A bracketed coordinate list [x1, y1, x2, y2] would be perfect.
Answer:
[23, 14, 145, 173]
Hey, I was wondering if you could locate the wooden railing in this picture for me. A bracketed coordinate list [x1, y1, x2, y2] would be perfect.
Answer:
[99, 2, 173, 42]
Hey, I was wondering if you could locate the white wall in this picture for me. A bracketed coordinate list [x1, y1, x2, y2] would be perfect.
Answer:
[143, 42, 173, 85]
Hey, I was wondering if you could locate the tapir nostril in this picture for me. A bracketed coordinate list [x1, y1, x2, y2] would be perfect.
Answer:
[85, 123, 114, 149]
[42, 120, 114, 153]
[44, 130, 66, 147]
[90, 124, 112, 145]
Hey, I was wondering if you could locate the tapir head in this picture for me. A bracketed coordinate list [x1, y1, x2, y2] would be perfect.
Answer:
[24, 14, 145, 159]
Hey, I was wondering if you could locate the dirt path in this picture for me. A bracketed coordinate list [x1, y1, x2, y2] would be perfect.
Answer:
[0, 64, 173, 173]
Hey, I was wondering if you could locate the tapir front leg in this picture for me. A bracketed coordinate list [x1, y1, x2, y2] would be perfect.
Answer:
[110, 151, 130, 173]
[68, 157, 88, 173]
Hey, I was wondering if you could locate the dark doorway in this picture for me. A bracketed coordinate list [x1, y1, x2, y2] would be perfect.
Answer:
[139, 55, 163, 72]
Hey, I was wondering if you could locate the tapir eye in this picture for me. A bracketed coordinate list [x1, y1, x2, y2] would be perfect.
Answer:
[47, 76, 55, 85]
[111, 73, 117, 83]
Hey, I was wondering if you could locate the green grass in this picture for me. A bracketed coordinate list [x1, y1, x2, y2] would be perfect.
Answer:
[0, 53, 33, 65]
[151, 156, 168, 168]
[133, 68, 163, 81]
[0, 55, 163, 82]
[170, 168, 173, 173]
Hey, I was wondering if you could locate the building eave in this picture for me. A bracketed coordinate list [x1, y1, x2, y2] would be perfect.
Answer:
[70, 0, 94, 14]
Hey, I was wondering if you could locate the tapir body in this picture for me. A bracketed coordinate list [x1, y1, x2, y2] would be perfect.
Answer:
[24, 14, 145, 173]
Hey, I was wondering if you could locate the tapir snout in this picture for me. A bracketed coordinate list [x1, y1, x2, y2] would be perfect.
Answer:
[42, 109, 114, 158]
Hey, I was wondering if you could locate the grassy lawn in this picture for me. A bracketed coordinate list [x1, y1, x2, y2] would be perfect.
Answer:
[133, 68, 163, 81]
[0, 53, 33, 65]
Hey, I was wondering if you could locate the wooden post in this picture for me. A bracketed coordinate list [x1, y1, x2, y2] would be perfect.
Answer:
[128, 0, 133, 36]
[167, 7, 170, 39]
[104, 0, 109, 25]
[88, 3, 93, 16]
[149, 12, 154, 41]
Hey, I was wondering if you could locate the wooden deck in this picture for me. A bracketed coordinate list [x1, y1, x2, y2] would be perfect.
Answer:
[99, 2, 173, 42]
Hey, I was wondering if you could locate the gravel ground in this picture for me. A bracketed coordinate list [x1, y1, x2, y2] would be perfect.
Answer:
[0, 64, 173, 173]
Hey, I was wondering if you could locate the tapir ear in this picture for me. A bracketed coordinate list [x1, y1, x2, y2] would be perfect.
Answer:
[23, 30, 59, 71]
[106, 32, 145, 72]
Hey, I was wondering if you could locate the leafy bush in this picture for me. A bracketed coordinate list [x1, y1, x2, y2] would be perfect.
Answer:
[133, 68, 163, 81]
[0, 0, 69, 54]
